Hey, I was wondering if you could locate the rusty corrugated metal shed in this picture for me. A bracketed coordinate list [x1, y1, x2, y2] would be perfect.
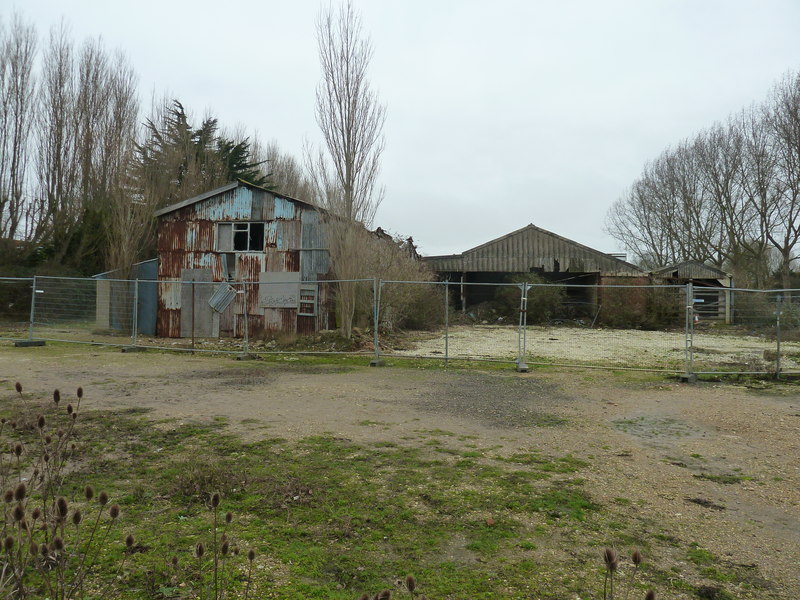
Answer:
[155, 180, 332, 338]
[423, 224, 644, 275]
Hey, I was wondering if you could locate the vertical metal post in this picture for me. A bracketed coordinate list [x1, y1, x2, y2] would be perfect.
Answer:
[516, 282, 529, 372]
[775, 294, 782, 379]
[131, 278, 139, 346]
[28, 276, 37, 341]
[191, 280, 196, 351]
[688, 282, 694, 374]
[243, 281, 249, 354]
[372, 278, 380, 364]
[370, 279, 384, 367]
[444, 281, 449, 366]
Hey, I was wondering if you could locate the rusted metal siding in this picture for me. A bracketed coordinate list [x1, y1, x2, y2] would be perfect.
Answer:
[424, 224, 644, 276]
[156, 182, 329, 338]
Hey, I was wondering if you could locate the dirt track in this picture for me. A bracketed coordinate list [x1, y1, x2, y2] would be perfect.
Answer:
[1, 344, 799, 596]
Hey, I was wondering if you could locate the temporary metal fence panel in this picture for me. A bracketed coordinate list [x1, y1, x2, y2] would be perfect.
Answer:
[521, 283, 687, 372]
[6, 274, 800, 378]
[26, 276, 136, 347]
[0, 277, 33, 341]
[688, 288, 800, 376]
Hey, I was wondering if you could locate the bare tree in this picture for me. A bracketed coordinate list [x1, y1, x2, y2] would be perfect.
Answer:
[0, 12, 37, 243]
[766, 72, 800, 290]
[307, 1, 386, 338]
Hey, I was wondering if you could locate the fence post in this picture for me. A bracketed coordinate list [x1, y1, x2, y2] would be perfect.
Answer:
[775, 294, 782, 379]
[27, 276, 37, 341]
[191, 280, 196, 351]
[132, 278, 139, 346]
[444, 280, 449, 366]
[370, 279, 384, 367]
[243, 281, 249, 354]
[682, 283, 696, 382]
[516, 282, 529, 372]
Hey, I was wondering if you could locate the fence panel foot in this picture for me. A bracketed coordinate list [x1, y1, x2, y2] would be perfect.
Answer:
[679, 373, 697, 383]
[516, 362, 529, 373]
[14, 340, 45, 347]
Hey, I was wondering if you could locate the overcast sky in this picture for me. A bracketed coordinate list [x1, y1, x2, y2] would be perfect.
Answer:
[10, 1, 800, 257]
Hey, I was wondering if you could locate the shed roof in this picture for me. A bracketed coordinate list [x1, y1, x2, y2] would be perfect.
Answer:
[423, 224, 644, 275]
[651, 260, 730, 280]
[154, 180, 316, 218]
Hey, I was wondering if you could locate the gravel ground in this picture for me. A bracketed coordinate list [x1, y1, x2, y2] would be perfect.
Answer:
[395, 324, 800, 371]
[2, 345, 799, 597]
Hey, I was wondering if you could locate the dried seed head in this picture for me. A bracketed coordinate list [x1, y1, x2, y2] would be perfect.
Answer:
[31, 507, 41, 520]
[15, 382, 22, 394]
[211, 492, 220, 508]
[225, 511, 233, 524]
[37, 415, 45, 429]
[12, 504, 25, 522]
[3, 490, 12, 503]
[84, 486, 94, 501]
[98, 491, 109, 506]
[125, 534, 134, 548]
[406, 575, 416, 593]
[67, 404, 73, 415]
[10, 421, 16, 430]
[40, 543, 49, 557]
[14, 483, 26, 502]
[72, 510, 82, 526]
[632, 549, 643, 567]
[53, 537, 64, 551]
[109, 504, 120, 520]
[1, 418, 5, 424]
[77, 387, 83, 399]
[221, 534, 228, 545]
[28, 542, 38, 556]
[247, 549, 255, 562]
[53, 390, 60, 405]
[195, 542, 205, 558]
[171, 555, 178, 567]
[232, 546, 240, 556]
[56, 497, 68, 518]
[14, 443, 22, 457]
[57, 428, 64, 438]
[603, 548, 618, 572]
[19, 519, 28, 532]
[4, 537, 13, 552]
[43, 453, 49, 463]
[377, 590, 392, 600]
[70, 443, 76, 452]
[221, 541, 229, 556]
[645, 592, 656, 600]
[71, 412, 77, 421]
[358, 595, 370, 600]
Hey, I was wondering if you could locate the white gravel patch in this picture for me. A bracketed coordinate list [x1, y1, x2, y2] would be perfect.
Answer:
[395, 325, 800, 371]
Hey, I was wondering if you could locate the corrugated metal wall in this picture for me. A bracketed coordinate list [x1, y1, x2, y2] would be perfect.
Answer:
[157, 185, 332, 338]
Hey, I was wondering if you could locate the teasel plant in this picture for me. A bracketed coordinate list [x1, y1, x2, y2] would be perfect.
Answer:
[189, 492, 257, 600]
[602, 547, 656, 600]
[1, 481, 128, 599]
[0, 384, 134, 598]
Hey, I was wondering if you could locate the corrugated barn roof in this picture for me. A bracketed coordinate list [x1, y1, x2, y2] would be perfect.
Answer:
[423, 224, 644, 275]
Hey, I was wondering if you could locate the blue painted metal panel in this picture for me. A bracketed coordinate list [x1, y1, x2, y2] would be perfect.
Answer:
[135, 259, 158, 336]
[273, 196, 296, 220]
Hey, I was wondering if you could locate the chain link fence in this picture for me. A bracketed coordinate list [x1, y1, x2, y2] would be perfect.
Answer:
[2, 275, 799, 376]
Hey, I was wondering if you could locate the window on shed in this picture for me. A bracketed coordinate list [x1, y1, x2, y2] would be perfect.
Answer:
[217, 222, 265, 252]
